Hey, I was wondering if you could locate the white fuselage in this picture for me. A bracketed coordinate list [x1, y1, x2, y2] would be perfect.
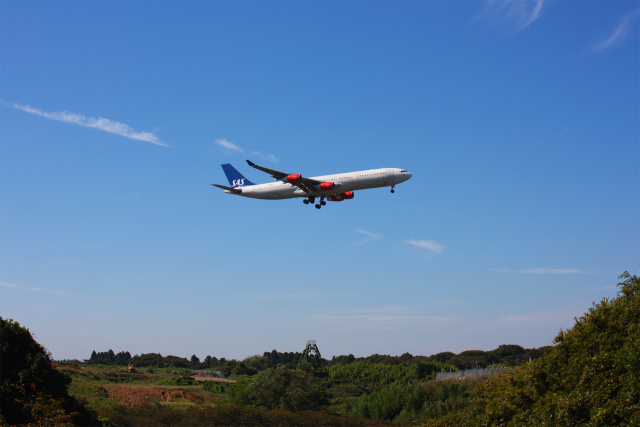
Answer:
[227, 168, 412, 200]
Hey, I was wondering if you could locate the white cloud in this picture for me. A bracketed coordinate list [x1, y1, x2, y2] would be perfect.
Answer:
[520, 267, 587, 275]
[251, 150, 279, 164]
[404, 239, 445, 253]
[349, 228, 384, 247]
[490, 267, 588, 274]
[592, 9, 640, 51]
[480, 0, 544, 32]
[310, 307, 459, 331]
[238, 292, 320, 300]
[215, 141, 279, 163]
[498, 306, 580, 325]
[216, 138, 244, 152]
[11, 103, 168, 147]
[0, 281, 68, 296]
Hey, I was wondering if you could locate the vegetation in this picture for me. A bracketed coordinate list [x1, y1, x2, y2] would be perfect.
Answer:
[2, 271, 636, 426]
[88, 350, 132, 365]
[0, 317, 99, 426]
[425, 271, 640, 426]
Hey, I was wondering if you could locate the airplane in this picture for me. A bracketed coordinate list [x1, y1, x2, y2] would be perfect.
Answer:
[212, 160, 412, 209]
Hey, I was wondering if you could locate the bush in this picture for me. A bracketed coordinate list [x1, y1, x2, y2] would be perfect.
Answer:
[242, 365, 328, 412]
[425, 271, 640, 426]
[0, 317, 99, 425]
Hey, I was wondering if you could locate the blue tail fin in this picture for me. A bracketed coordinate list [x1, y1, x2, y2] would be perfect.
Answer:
[221, 164, 255, 187]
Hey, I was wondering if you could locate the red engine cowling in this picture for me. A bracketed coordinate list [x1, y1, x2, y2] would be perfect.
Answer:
[285, 174, 301, 183]
[329, 191, 354, 201]
[317, 182, 334, 191]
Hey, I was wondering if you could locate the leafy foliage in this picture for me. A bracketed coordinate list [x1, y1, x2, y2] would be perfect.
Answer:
[328, 360, 450, 389]
[88, 349, 132, 365]
[425, 345, 553, 369]
[426, 271, 640, 426]
[97, 402, 392, 426]
[0, 317, 99, 425]
[345, 380, 475, 422]
[240, 365, 329, 411]
[263, 349, 303, 366]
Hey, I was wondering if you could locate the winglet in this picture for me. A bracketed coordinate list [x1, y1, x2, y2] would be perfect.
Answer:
[246, 160, 256, 167]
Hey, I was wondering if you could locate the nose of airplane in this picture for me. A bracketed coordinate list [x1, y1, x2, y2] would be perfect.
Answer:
[395, 169, 412, 182]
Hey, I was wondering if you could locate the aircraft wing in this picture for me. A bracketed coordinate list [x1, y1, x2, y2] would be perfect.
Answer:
[246, 160, 325, 193]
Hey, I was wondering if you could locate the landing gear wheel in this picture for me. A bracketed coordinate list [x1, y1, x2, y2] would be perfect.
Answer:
[303, 199, 309, 204]
[391, 189, 395, 193]
[315, 204, 321, 209]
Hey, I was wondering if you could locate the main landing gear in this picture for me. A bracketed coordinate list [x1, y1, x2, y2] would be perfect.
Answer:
[303, 196, 326, 209]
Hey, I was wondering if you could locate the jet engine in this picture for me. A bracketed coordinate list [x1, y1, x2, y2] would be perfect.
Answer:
[329, 191, 354, 201]
[285, 174, 301, 183]
[316, 182, 335, 191]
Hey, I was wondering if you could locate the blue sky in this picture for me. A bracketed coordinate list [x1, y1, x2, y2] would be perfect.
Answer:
[1, 1, 638, 361]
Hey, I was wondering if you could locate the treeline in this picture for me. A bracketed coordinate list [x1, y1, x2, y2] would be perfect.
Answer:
[425, 344, 553, 369]
[329, 346, 553, 370]
[88, 349, 132, 365]
[85, 345, 548, 372]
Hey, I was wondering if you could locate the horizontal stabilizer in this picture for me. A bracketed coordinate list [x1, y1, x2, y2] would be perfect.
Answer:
[211, 184, 242, 194]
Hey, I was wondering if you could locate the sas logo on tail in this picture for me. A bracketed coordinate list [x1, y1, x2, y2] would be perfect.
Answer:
[232, 179, 245, 186]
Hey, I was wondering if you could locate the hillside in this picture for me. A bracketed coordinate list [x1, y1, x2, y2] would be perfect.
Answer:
[427, 271, 640, 426]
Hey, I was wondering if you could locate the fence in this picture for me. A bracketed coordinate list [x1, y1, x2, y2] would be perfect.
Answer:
[436, 366, 512, 381]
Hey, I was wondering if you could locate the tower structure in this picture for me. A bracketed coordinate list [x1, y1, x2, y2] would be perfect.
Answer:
[300, 340, 325, 373]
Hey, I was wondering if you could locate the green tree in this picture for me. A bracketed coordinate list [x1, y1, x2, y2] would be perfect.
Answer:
[0, 317, 98, 425]
[244, 365, 328, 411]
[428, 271, 640, 426]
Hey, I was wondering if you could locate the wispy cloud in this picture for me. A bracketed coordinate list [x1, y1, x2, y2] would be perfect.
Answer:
[350, 228, 384, 247]
[498, 306, 580, 325]
[238, 292, 321, 300]
[251, 151, 279, 164]
[11, 103, 168, 147]
[215, 139, 279, 163]
[521, 267, 587, 275]
[592, 9, 640, 52]
[490, 267, 588, 275]
[480, 0, 544, 32]
[216, 138, 244, 152]
[310, 307, 459, 330]
[0, 281, 69, 296]
[404, 239, 445, 254]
